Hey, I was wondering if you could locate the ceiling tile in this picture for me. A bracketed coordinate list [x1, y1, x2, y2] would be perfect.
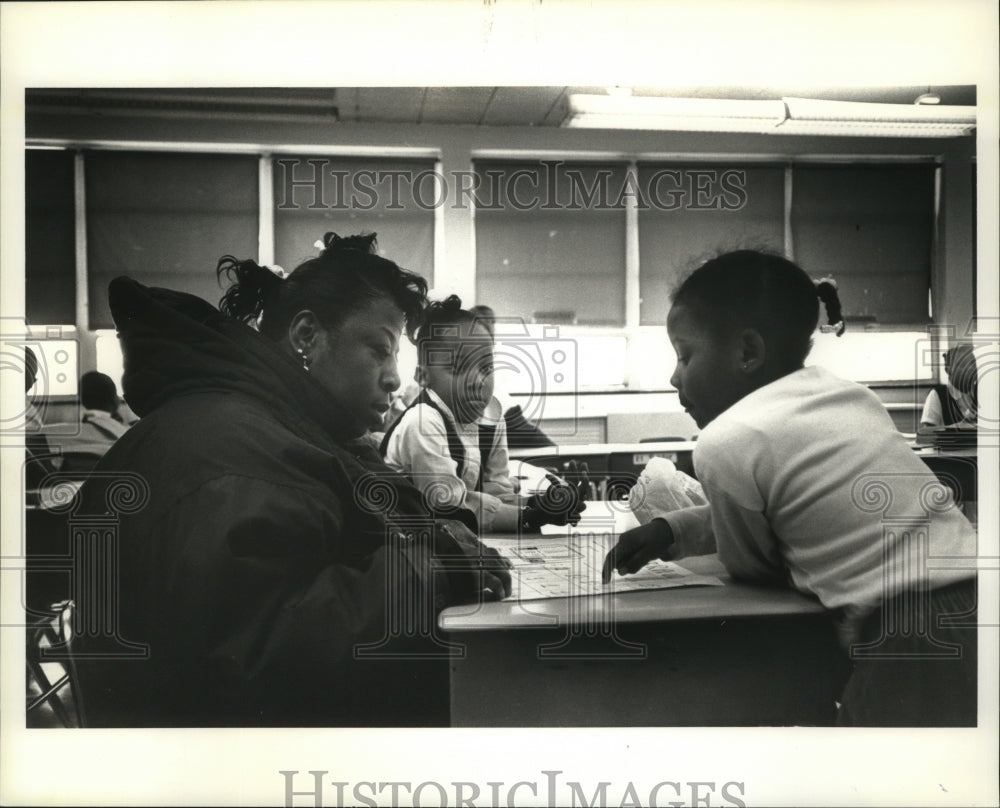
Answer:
[420, 87, 496, 124]
[350, 87, 425, 124]
[482, 86, 566, 126]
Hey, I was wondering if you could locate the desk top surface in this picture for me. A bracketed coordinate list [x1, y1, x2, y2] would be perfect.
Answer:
[440, 545, 826, 632]
[509, 441, 699, 459]
[512, 441, 978, 462]
[911, 446, 978, 459]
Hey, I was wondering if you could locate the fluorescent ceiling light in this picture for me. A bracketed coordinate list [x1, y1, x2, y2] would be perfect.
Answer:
[780, 97, 974, 137]
[567, 95, 786, 133]
[569, 94, 787, 119]
[563, 94, 976, 137]
[772, 120, 975, 138]
[782, 97, 974, 123]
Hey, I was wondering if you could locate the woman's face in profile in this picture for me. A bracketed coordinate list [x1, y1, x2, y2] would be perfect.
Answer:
[308, 296, 406, 435]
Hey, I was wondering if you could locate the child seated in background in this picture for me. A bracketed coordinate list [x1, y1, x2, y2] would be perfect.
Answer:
[382, 295, 583, 533]
[604, 250, 978, 727]
[80, 371, 133, 440]
[918, 342, 978, 434]
[23, 346, 57, 489]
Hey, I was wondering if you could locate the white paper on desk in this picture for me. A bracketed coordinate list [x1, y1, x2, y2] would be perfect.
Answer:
[508, 459, 556, 496]
[539, 499, 640, 536]
[483, 532, 723, 601]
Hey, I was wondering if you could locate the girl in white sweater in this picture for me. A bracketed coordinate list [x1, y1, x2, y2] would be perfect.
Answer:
[604, 250, 977, 726]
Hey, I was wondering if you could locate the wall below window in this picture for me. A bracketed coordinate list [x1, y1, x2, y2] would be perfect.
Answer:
[528, 380, 933, 444]
[34, 380, 930, 445]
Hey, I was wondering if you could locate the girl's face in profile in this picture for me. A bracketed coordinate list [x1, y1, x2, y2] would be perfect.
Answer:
[307, 295, 405, 434]
[667, 304, 747, 429]
[425, 336, 495, 425]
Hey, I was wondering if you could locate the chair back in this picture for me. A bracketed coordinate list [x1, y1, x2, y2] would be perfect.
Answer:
[26, 600, 85, 727]
[56, 451, 103, 473]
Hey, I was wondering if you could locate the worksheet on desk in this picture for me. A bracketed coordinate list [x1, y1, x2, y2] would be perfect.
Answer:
[484, 533, 723, 601]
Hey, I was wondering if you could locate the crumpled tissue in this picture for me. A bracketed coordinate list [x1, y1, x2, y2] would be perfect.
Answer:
[628, 456, 707, 524]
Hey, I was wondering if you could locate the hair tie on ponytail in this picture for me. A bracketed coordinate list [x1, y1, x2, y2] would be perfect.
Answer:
[815, 276, 845, 337]
[315, 231, 378, 255]
[416, 294, 487, 347]
[217, 256, 284, 325]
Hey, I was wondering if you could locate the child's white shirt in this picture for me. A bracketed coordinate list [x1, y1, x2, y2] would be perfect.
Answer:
[383, 387, 520, 531]
[662, 366, 977, 644]
[475, 395, 519, 501]
[920, 383, 976, 426]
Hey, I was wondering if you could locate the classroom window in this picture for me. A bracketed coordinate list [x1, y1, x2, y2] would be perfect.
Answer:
[24, 337, 79, 398]
[85, 151, 259, 329]
[94, 330, 125, 391]
[637, 163, 785, 326]
[791, 164, 935, 325]
[26, 149, 76, 326]
[272, 156, 435, 284]
[474, 161, 628, 327]
[572, 334, 627, 387]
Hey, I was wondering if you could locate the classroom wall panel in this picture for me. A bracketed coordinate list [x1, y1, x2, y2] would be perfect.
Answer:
[85, 151, 259, 329]
[637, 164, 785, 325]
[606, 411, 700, 443]
[25, 149, 76, 325]
[532, 416, 606, 445]
[272, 156, 435, 284]
[475, 161, 627, 326]
[937, 152, 976, 338]
[791, 164, 935, 325]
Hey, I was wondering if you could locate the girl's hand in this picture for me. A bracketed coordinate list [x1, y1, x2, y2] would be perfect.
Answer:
[601, 519, 675, 583]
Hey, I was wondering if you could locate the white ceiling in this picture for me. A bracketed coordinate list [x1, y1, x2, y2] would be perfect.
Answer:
[27, 86, 977, 127]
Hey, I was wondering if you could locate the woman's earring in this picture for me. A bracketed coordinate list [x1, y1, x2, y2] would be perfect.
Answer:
[297, 348, 310, 372]
[741, 361, 750, 371]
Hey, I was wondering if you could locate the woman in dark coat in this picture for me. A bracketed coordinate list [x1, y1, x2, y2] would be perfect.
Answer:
[74, 233, 509, 727]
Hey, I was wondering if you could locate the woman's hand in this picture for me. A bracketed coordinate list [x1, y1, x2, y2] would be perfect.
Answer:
[601, 518, 675, 584]
[433, 520, 512, 601]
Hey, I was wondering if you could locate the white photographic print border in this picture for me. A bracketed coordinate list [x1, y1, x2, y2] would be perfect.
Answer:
[1, 2, 997, 806]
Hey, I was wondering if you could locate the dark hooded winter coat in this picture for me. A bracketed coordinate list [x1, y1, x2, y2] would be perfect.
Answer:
[74, 278, 479, 727]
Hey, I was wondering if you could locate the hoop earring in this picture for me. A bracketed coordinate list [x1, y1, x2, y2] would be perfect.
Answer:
[297, 347, 310, 372]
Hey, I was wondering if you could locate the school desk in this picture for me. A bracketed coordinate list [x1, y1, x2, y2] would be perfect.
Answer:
[509, 440, 699, 465]
[911, 446, 979, 526]
[440, 507, 849, 727]
[912, 447, 978, 499]
[510, 441, 699, 498]
[512, 441, 979, 501]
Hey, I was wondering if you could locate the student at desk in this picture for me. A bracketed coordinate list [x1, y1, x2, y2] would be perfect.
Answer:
[78, 371, 132, 439]
[917, 342, 978, 436]
[23, 346, 57, 489]
[382, 295, 583, 533]
[604, 250, 978, 727]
